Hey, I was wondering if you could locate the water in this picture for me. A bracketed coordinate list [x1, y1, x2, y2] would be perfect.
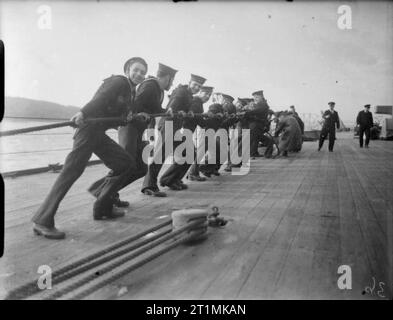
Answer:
[0, 118, 117, 173]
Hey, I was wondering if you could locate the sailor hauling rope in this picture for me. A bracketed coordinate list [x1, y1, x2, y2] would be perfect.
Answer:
[20, 58, 230, 240]
[0, 55, 282, 241]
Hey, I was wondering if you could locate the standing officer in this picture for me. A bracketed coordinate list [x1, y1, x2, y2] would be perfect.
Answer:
[32, 57, 148, 239]
[318, 101, 340, 152]
[88, 63, 178, 201]
[356, 104, 373, 148]
[141, 74, 206, 196]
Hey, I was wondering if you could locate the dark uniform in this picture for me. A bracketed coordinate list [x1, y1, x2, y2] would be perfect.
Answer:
[318, 105, 340, 151]
[183, 95, 209, 179]
[32, 75, 137, 228]
[88, 76, 166, 199]
[141, 84, 194, 191]
[199, 103, 225, 176]
[356, 106, 373, 148]
[247, 101, 274, 158]
[220, 100, 237, 171]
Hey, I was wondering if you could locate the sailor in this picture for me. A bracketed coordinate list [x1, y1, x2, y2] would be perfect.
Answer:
[247, 90, 274, 158]
[356, 104, 373, 148]
[225, 98, 248, 171]
[199, 103, 225, 177]
[288, 109, 304, 135]
[88, 63, 178, 201]
[318, 101, 340, 152]
[186, 86, 214, 181]
[274, 111, 303, 156]
[141, 73, 206, 195]
[32, 57, 148, 239]
[288, 106, 305, 147]
[219, 94, 237, 172]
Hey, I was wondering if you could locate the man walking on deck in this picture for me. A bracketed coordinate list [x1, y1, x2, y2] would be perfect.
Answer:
[318, 101, 340, 152]
[356, 104, 373, 148]
[32, 57, 148, 239]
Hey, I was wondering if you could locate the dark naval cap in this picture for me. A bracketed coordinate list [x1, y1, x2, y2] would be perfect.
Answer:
[190, 74, 207, 85]
[328, 101, 336, 105]
[252, 90, 264, 97]
[222, 94, 234, 103]
[364, 104, 371, 108]
[200, 86, 214, 93]
[158, 63, 178, 77]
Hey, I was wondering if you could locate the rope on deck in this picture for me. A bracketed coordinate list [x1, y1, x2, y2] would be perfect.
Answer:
[5, 218, 207, 300]
[5, 219, 172, 300]
[70, 231, 205, 300]
[44, 219, 206, 300]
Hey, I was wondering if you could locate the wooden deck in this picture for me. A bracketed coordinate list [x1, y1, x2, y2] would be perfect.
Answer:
[1, 132, 392, 299]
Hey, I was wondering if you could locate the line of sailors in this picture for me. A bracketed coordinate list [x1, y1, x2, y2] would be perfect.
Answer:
[31, 57, 305, 239]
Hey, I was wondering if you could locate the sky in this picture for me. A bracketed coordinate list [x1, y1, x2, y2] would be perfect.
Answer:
[1, 0, 392, 123]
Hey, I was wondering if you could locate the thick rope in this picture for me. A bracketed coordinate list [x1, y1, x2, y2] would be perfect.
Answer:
[69, 231, 205, 300]
[43, 219, 206, 300]
[0, 112, 246, 137]
[5, 219, 172, 300]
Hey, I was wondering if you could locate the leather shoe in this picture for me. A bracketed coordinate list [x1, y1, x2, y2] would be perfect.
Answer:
[33, 223, 66, 239]
[187, 174, 206, 181]
[200, 171, 212, 178]
[114, 198, 130, 208]
[93, 203, 125, 220]
[162, 182, 182, 191]
[176, 181, 188, 189]
[142, 187, 167, 197]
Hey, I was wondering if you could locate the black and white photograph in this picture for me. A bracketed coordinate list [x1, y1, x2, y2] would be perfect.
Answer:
[0, 0, 392, 303]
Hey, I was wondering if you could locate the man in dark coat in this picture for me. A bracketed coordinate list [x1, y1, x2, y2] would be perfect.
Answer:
[288, 106, 304, 152]
[318, 101, 340, 152]
[88, 63, 178, 201]
[356, 104, 374, 148]
[274, 111, 303, 156]
[32, 57, 148, 239]
[141, 74, 206, 196]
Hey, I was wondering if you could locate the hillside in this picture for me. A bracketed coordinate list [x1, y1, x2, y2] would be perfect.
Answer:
[3, 97, 81, 120]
